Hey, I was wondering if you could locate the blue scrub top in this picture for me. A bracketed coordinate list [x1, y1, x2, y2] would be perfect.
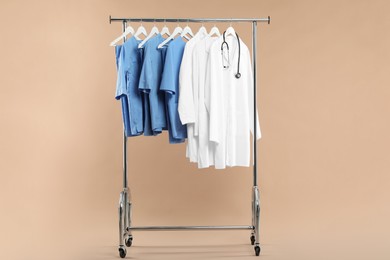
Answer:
[114, 45, 132, 137]
[138, 34, 168, 134]
[121, 36, 145, 136]
[160, 37, 187, 143]
[137, 47, 154, 136]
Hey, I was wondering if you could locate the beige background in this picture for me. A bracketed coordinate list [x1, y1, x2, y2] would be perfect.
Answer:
[0, 0, 389, 259]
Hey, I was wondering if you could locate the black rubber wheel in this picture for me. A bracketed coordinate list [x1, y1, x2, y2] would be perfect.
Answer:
[125, 237, 133, 247]
[119, 247, 126, 258]
[250, 235, 255, 245]
[254, 246, 261, 256]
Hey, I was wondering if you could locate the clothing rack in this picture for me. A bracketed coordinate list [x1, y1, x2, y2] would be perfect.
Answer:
[109, 16, 271, 258]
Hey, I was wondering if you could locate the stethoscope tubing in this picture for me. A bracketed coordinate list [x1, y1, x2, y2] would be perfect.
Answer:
[221, 31, 241, 79]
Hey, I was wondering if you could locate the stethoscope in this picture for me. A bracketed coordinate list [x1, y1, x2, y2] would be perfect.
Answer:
[221, 30, 241, 79]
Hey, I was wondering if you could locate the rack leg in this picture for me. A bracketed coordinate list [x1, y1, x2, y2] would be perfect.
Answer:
[253, 186, 261, 256]
[118, 192, 127, 258]
[250, 190, 256, 245]
[124, 193, 133, 247]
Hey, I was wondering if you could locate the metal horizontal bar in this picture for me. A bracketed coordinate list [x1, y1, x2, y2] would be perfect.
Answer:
[109, 16, 271, 24]
[127, 225, 254, 231]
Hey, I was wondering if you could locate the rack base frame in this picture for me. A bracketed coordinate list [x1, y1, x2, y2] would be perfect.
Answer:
[110, 16, 269, 258]
[118, 186, 260, 257]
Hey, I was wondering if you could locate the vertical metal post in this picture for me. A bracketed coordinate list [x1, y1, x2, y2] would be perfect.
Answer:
[121, 20, 132, 239]
[122, 21, 128, 190]
[122, 20, 129, 236]
[118, 20, 128, 257]
[252, 21, 258, 187]
[252, 21, 261, 256]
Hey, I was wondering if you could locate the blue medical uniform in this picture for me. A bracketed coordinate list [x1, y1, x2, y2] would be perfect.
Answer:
[160, 37, 187, 143]
[121, 36, 144, 136]
[139, 34, 168, 135]
[114, 45, 132, 136]
[137, 47, 154, 136]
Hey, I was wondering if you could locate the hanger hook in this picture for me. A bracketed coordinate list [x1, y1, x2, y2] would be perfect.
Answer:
[140, 18, 143, 26]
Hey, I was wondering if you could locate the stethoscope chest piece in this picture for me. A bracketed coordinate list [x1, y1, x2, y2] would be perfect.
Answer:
[235, 72, 241, 79]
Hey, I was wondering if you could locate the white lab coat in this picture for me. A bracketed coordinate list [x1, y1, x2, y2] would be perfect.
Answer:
[192, 36, 218, 168]
[205, 35, 261, 169]
[178, 33, 206, 163]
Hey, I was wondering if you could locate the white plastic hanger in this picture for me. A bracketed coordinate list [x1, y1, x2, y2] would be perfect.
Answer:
[138, 21, 160, 48]
[195, 24, 209, 38]
[134, 20, 148, 39]
[197, 24, 208, 36]
[160, 20, 171, 37]
[110, 26, 135, 46]
[158, 25, 183, 49]
[225, 25, 236, 37]
[181, 20, 194, 39]
[208, 24, 221, 37]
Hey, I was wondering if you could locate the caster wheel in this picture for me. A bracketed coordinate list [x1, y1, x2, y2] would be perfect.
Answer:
[125, 236, 133, 247]
[250, 235, 255, 245]
[119, 246, 126, 258]
[254, 245, 261, 256]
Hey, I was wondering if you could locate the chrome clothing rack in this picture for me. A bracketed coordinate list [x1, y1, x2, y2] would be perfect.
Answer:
[109, 16, 271, 258]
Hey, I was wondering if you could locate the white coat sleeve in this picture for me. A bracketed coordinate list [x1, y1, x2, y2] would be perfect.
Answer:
[245, 48, 261, 140]
[205, 43, 222, 144]
[192, 46, 200, 136]
[178, 44, 195, 125]
[204, 49, 211, 114]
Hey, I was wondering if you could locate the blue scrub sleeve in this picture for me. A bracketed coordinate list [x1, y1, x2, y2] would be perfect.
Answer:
[115, 46, 127, 99]
[160, 49, 176, 94]
[138, 57, 154, 93]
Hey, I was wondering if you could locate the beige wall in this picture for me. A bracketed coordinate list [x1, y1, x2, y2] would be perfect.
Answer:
[0, 0, 389, 259]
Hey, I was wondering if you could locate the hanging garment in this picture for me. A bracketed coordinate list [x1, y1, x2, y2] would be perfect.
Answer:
[114, 45, 132, 137]
[178, 32, 207, 162]
[138, 47, 154, 136]
[120, 36, 145, 136]
[138, 34, 168, 135]
[205, 34, 261, 169]
[160, 36, 187, 144]
[191, 36, 218, 168]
